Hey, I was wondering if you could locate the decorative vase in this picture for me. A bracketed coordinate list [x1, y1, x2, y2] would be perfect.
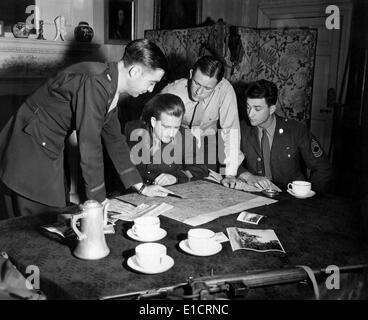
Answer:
[74, 21, 94, 42]
[12, 22, 30, 38]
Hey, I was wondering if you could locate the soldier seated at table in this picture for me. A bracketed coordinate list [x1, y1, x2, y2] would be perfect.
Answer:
[125, 93, 209, 186]
[229, 79, 334, 193]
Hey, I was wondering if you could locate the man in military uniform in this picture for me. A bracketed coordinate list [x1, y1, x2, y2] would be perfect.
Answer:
[0, 39, 171, 218]
[232, 79, 334, 193]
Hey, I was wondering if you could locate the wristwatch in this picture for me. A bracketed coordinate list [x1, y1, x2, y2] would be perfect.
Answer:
[137, 184, 147, 195]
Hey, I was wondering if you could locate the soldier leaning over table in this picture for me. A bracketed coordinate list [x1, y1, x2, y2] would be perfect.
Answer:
[228, 79, 334, 193]
[125, 93, 208, 186]
[0, 39, 172, 218]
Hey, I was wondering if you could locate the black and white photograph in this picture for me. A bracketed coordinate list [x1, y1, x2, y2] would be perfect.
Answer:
[227, 227, 285, 253]
[237, 211, 265, 225]
[0, 0, 368, 306]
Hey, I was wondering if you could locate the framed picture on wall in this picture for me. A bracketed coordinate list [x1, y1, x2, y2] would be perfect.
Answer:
[153, 0, 202, 30]
[104, 0, 136, 44]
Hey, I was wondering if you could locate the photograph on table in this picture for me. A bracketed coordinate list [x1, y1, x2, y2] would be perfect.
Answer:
[237, 211, 265, 225]
[227, 227, 285, 253]
[104, 0, 136, 44]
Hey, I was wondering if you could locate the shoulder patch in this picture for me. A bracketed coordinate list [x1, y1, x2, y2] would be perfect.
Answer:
[311, 139, 323, 158]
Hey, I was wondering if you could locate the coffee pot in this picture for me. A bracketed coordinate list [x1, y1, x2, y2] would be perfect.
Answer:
[71, 200, 110, 260]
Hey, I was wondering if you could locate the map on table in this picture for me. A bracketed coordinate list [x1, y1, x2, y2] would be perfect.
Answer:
[116, 180, 278, 226]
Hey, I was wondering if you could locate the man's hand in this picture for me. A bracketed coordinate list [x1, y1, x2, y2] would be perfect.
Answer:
[233, 177, 248, 190]
[245, 174, 273, 190]
[154, 173, 177, 186]
[221, 175, 237, 188]
[141, 185, 171, 197]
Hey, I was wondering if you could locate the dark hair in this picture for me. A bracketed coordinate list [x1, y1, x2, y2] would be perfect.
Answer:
[245, 79, 278, 106]
[141, 93, 185, 125]
[192, 55, 224, 83]
[122, 39, 168, 74]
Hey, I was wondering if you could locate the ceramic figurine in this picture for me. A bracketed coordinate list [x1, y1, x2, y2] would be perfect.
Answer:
[12, 22, 31, 38]
[53, 16, 67, 41]
[37, 20, 46, 40]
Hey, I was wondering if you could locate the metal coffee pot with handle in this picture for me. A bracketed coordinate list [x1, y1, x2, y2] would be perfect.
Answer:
[71, 200, 110, 260]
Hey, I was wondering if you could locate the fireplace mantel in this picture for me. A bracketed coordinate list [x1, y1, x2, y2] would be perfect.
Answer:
[0, 36, 101, 95]
[0, 37, 101, 54]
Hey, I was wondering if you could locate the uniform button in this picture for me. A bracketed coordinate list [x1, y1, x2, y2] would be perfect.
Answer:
[288, 154, 291, 158]
[107, 74, 112, 81]
[257, 157, 261, 162]
[42, 142, 46, 147]
[107, 99, 112, 104]
[147, 171, 151, 174]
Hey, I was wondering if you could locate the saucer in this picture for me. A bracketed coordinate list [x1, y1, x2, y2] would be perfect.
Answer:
[179, 239, 222, 256]
[287, 189, 316, 199]
[127, 255, 174, 274]
[127, 228, 167, 242]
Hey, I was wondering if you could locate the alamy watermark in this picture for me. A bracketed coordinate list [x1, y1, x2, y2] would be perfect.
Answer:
[127, 128, 240, 167]
[326, 5, 340, 30]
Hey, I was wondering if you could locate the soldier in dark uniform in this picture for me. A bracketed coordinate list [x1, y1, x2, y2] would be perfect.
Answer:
[0, 39, 172, 218]
[125, 93, 208, 186]
[231, 79, 334, 193]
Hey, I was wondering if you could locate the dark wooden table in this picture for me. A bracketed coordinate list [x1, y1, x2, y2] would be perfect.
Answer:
[0, 182, 367, 300]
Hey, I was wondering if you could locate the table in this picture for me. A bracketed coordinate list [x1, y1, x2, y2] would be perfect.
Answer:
[0, 181, 367, 300]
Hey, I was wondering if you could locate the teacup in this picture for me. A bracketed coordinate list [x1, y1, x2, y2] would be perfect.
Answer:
[135, 243, 166, 270]
[132, 216, 160, 239]
[287, 180, 311, 196]
[187, 228, 216, 254]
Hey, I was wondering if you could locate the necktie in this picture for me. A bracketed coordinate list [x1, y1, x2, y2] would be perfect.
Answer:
[188, 102, 202, 129]
[261, 129, 272, 179]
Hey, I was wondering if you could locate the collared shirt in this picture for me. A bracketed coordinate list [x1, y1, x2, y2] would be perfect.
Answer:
[161, 78, 244, 176]
[257, 114, 277, 148]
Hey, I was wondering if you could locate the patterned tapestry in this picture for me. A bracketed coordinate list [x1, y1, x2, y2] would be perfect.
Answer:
[145, 23, 317, 123]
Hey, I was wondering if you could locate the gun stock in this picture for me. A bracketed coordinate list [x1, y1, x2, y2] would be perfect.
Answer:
[99, 264, 368, 300]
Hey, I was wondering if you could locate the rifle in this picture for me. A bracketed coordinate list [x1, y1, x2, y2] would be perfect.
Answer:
[100, 264, 368, 300]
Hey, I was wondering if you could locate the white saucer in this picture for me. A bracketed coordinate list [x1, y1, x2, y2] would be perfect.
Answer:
[127, 255, 174, 274]
[179, 239, 222, 256]
[287, 189, 316, 199]
[127, 228, 167, 242]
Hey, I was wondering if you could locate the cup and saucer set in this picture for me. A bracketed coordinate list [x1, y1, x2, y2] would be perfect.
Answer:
[127, 216, 167, 242]
[126, 218, 223, 274]
[127, 216, 173, 274]
[287, 181, 316, 199]
[179, 228, 222, 257]
[127, 242, 174, 274]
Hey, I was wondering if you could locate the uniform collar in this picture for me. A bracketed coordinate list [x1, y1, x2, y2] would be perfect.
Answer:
[258, 114, 276, 137]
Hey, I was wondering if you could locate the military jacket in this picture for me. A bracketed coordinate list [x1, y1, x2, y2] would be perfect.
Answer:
[0, 62, 142, 207]
[238, 115, 334, 192]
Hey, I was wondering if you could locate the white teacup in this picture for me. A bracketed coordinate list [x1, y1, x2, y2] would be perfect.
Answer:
[135, 243, 167, 270]
[287, 180, 311, 196]
[132, 216, 160, 239]
[187, 228, 216, 254]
